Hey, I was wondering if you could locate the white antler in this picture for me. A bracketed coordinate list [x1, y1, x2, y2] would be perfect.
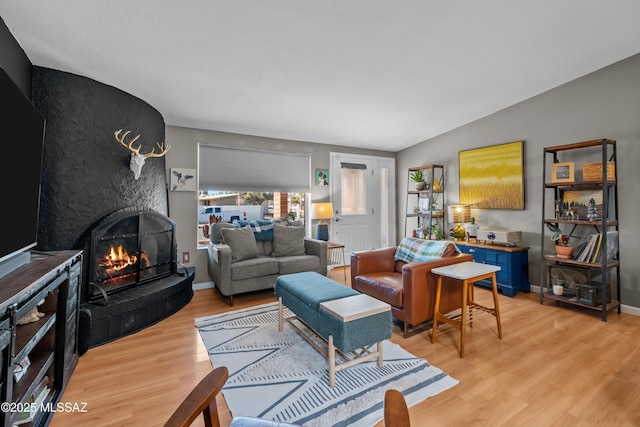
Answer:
[114, 129, 143, 155]
[114, 129, 171, 179]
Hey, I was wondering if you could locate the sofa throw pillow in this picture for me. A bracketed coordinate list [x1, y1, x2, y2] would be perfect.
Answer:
[394, 238, 460, 263]
[271, 224, 306, 257]
[220, 226, 259, 262]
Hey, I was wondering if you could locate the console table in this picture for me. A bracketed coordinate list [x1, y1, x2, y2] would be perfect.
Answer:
[456, 242, 530, 297]
[0, 250, 82, 427]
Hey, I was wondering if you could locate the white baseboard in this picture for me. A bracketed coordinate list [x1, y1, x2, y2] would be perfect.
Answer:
[193, 281, 214, 290]
[529, 284, 637, 316]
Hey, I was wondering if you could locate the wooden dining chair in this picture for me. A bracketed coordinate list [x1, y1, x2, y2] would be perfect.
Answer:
[164, 366, 229, 427]
[384, 389, 411, 427]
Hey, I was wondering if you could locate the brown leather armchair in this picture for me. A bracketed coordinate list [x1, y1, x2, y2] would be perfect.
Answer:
[350, 245, 473, 337]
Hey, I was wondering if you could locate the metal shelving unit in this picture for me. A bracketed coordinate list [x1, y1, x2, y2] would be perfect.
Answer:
[539, 139, 620, 321]
[404, 165, 445, 239]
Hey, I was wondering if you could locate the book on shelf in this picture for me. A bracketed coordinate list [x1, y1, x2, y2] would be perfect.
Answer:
[576, 234, 598, 262]
[572, 241, 588, 261]
[14, 385, 51, 425]
[590, 233, 604, 263]
[573, 231, 618, 264]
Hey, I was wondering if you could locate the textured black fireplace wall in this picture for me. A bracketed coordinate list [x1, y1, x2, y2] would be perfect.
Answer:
[30, 67, 168, 302]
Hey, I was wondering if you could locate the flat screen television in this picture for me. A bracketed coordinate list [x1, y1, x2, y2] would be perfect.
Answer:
[0, 67, 45, 271]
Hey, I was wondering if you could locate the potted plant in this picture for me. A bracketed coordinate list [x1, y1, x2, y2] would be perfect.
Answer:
[410, 170, 426, 191]
[423, 222, 444, 240]
[545, 223, 573, 258]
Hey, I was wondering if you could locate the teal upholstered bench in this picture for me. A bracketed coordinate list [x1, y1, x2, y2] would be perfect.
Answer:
[275, 271, 392, 386]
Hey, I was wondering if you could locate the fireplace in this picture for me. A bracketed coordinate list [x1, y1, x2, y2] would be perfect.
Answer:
[89, 208, 176, 302]
[79, 207, 193, 352]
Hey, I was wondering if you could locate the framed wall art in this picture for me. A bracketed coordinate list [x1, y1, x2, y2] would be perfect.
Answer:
[315, 169, 329, 186]
[552, 162, 575, 183]
[171, 168, 196, 191]
[459, 140, 525, 209]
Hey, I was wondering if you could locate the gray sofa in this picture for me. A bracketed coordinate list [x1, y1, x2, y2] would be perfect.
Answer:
[207, 220, 327, 305]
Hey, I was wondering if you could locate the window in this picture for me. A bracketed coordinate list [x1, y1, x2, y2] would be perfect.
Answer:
[197, 145, 312, 247]
[340, 164, 366, 216]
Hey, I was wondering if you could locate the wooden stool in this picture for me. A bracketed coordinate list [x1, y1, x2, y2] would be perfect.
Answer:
[430, 261, 502, 357]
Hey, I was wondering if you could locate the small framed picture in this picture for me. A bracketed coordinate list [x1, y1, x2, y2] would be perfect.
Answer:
[315, 169, 329, 186]
[171, 168, 196, 191]
[552, 162, 574, 183]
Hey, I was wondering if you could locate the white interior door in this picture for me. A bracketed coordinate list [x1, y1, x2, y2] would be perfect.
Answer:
[330, 153, 395, 261]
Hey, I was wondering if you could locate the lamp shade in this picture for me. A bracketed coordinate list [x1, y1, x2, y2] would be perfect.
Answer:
[451, 205, 471, 224]
[311, 202, 334, 220]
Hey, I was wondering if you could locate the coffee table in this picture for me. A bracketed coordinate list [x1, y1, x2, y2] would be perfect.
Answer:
[430, 261, 502, 357]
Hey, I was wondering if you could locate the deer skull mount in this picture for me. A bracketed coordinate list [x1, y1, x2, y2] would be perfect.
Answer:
[114, 129, 171, 179]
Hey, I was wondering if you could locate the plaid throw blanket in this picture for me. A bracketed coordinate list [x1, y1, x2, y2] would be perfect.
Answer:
[233, 220, 274, 241]
[394, 238, 458, 263]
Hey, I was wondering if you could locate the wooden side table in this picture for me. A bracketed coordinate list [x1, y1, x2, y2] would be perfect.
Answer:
[327, 242, 346, 281]
[430, 261, 502, 357]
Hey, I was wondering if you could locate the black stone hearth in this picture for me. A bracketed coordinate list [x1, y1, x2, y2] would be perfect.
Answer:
[78, 266, 194, 352]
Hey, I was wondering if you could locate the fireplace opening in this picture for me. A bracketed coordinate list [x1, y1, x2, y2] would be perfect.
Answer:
[89, 208, 176, 302]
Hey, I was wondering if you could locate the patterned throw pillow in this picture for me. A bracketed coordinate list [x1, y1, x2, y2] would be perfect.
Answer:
[233, 220, 274, 241]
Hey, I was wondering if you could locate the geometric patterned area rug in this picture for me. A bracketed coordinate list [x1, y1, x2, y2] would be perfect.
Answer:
[195, 302, 458, 427]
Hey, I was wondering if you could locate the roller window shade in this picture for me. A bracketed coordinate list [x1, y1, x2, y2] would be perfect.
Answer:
[341, 162, 367, 169]
[199, 145, 311, 193]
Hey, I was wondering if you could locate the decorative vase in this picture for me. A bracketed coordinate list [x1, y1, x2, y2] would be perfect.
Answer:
[465, 223, 479, 238]
[555, 245, 574, 259]
[415, 182, 425, 191]
[552, 285, 564, 296]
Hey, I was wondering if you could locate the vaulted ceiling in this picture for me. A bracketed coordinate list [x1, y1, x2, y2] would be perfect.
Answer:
[2, 1, 640, 152]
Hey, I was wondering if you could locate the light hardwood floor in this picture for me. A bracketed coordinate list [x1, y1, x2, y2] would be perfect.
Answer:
[50, 269, 640, 427]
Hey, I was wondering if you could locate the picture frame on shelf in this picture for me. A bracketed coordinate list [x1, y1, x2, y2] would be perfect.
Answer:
[560, 189, 603, 219]
[551, 162, 575, 183]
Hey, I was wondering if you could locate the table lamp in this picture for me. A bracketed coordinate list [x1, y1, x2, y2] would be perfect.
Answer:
[451, 205, 471, 241]
[311, 202, 334, 241]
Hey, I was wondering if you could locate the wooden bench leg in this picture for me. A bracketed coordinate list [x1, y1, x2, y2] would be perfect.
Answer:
[377, 341, 383, 368]
[278, 297, 283, 332]
[329, 335, 336, 387]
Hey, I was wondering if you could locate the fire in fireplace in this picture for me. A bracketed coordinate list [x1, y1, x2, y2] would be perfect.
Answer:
[99, 244, 150, 273]
[89, 208, 176, 302]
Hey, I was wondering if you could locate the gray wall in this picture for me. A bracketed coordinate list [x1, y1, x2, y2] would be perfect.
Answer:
[164, 126, 395, 285]
[397, 53, 640, 312]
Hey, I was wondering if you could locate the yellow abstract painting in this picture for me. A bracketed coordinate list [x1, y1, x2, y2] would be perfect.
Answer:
[459, 141, 524, 209]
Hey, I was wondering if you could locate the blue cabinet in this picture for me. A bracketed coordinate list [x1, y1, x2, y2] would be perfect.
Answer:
[457, 242, 530, 297]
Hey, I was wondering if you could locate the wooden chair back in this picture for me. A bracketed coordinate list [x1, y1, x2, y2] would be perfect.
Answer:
[384, 389, 411, 427]
[164, 366, 229, 427]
